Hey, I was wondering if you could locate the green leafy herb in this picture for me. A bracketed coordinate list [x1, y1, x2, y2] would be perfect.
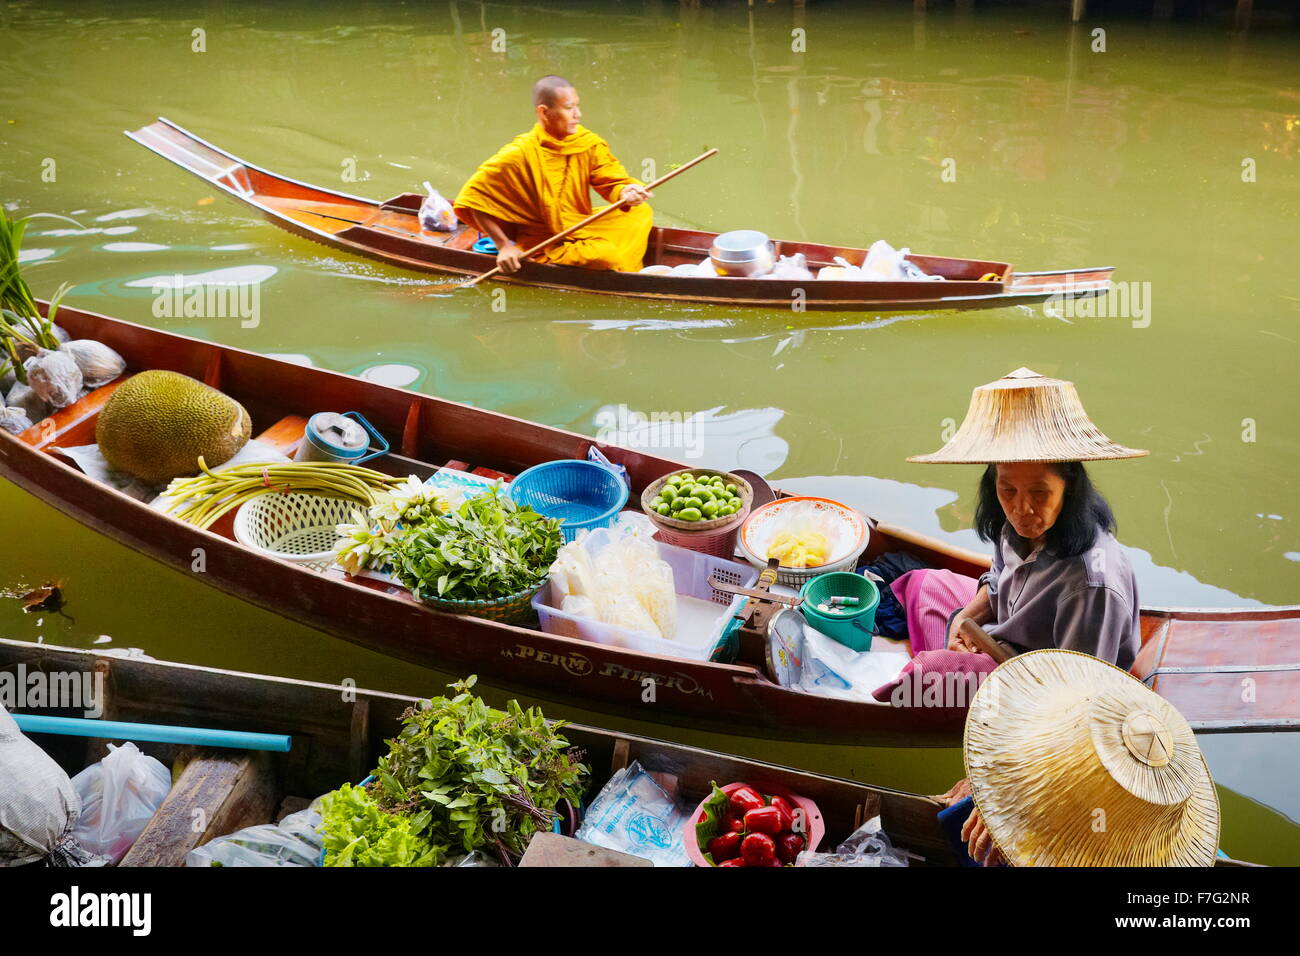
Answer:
[371, 676, 588, 865]
[388, 487, 562, 602]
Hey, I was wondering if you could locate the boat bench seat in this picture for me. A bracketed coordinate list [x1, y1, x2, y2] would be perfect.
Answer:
[119, 746, 278, 867]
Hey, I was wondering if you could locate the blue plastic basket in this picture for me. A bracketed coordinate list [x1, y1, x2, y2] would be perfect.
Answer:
[509, 460, 629, 542]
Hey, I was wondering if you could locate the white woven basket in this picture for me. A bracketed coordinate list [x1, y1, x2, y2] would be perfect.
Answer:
[233, 492, 359, 573]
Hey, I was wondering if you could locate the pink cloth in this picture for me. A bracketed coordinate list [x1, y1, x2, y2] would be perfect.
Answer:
[871, 649, 999, 704]
[890, 568, 980, 656]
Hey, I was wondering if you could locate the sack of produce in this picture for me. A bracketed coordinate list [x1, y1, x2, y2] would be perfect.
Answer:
[0, 406, 32, 435]
[95, 370, 251, 484]
[69, 741, 172, 864]
[185, 807, 323, 867]
[769, 252, 814, 281]
[60, 340, 126, 388]
[14, 323, 69, 362]
[0, 704, 83, 866]
[418, 182, 459, 232]
[23, 348, 82, 408]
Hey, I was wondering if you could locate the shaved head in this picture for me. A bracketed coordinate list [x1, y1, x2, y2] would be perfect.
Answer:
[533, 75, 575, 108]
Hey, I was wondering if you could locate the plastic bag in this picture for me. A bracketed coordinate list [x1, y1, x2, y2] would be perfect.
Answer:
[0, 406, 33, 435]
[860, 239, 909, 280]
[797, 623, 909, 702]
[185, 808, 323, 867]
[0, 704, 82, 866]
[574, 761, 691, 866]
[798, 815, 909, 867]
[549, 520, 678, 640]
[7, 380, 51, 422]
[70, 741, 172, 864]
[770, 252, 813, 281]
[418, 182, 458, 232]
[24, 349, 83, 408]
[60, 340, 126, 388]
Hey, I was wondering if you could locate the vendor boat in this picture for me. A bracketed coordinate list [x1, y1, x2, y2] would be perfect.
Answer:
[1, 302, 1295, 746]
[126, 118, 1112, 313]
[0, 638, 1257, 867]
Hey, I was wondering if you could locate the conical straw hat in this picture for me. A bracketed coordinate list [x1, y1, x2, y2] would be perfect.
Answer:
[964, 650, 1220, 867]
[909, 367, 1147, 463]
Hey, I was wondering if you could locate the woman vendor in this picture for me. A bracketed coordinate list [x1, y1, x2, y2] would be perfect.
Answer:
[880, 367, 1149, 866]
[873, 367, 1148, 698]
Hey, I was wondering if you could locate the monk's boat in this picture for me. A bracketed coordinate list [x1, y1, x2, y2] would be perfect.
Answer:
[0, 638, 1258, 867]
[126, 118, 1112, 312]
[2, 302, 1295, 746]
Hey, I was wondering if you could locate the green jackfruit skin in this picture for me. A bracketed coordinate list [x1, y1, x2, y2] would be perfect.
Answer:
[95, 370, 251, 484]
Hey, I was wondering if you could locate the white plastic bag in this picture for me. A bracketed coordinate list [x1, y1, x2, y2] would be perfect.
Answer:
[70, 741, 172, 864]
[574, 761, 691, 866]
[770, 252, 813, 280]
[185, 808, 323, 867]
[798, 624, 909, 702]
[0, 704, 81, 866]
[798, 815, 909, 867]
[860, 239, 909, 280]
[418, 182, 458, 232]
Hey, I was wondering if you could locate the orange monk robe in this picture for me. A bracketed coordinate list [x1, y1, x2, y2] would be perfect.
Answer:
[453, 123, 653, 272]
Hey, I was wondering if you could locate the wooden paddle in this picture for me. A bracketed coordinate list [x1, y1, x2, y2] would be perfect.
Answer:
[958, 619, 1014, 664]
[463, 147, 719, 288]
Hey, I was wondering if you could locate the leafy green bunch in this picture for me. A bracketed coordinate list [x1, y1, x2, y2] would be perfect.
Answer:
[0, 206, 77, 384]
[318, 783, 444, 867]
[372, 677, 588, 865]
[388, 487, 562, 602]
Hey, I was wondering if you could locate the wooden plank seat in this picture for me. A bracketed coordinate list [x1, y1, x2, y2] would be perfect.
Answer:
[118, 746, 278, 867]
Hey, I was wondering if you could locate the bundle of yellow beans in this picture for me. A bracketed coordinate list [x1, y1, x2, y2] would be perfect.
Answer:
[766, 530, 831, 569]
[162, 457, 405, 530]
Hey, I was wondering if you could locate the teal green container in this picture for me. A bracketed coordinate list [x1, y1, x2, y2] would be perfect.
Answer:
[799, 572, 880, 652]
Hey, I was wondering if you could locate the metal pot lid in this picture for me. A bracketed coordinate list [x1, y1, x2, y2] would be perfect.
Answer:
[711, 229, 771, 258]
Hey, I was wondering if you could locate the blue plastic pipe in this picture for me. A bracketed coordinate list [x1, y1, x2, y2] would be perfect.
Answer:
[13, 714, 292, 753]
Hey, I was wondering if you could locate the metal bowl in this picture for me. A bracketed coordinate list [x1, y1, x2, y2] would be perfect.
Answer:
[710, 229, 775, 277]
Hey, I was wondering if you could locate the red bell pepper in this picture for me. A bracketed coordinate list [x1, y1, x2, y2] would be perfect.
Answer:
[769, 795, 795, 831]
[743, 806, 784, 837]
[776, 832, 806, 865]
[722, 814, 745, 834]
[740, 832, 777, 867]
[707, 831, 743, 862]
[718, 858, 745, 867]
[728, 785, 765, 817]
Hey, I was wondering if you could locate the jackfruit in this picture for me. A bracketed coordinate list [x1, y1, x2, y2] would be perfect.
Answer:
[96, 370, 251, 484]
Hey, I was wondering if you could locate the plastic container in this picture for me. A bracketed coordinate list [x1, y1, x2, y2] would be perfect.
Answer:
[532, 527, 756, 661]
[233, 492, 358, 573]
[686, 780, 825, 867]
[799, 572, 880, 652]
[510, 460, 629, 542]
[641, 468, 753, 558]
[294, 411, 388, 465]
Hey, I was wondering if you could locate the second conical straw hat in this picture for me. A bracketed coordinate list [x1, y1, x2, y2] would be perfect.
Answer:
[964, 650, 1220, 867]
[909, 367, 1147, 463]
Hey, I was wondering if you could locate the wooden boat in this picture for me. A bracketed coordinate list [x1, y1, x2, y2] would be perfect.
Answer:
[2, 302, 1295, 746]
[126, 117, 1113, 313]
[0, 638, 1255, 867]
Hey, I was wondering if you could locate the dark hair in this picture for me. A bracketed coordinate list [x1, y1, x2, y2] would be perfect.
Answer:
[533, 75, 574, 108]
[974, 462, 1116, 558]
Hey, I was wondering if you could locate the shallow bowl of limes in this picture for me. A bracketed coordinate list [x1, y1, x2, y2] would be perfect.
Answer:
[640, 469, 754, 532]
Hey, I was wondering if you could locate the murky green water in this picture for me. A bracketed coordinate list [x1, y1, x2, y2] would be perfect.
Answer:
[2, 1, 1297, 863]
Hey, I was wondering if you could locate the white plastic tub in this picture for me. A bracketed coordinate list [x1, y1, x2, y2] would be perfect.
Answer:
[532, 527, 756, 661]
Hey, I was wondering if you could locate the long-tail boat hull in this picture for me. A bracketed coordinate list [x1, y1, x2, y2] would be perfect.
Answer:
[1, 304, 1294, 745]
[126, 118, 1113, 312]
[0, 639, 1256, 867]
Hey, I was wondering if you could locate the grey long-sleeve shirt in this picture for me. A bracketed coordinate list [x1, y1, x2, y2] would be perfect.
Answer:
[977, 527, 1140, 670]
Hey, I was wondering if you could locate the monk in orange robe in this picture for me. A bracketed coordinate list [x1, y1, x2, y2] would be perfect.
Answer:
[453, 75, 654, 273]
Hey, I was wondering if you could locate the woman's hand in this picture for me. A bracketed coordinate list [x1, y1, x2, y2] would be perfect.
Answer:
[937, 777, 972, 806]
[947, 614, 978, 652]
[495, 241, 523, 273]
[961, 806, 1005, 867]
